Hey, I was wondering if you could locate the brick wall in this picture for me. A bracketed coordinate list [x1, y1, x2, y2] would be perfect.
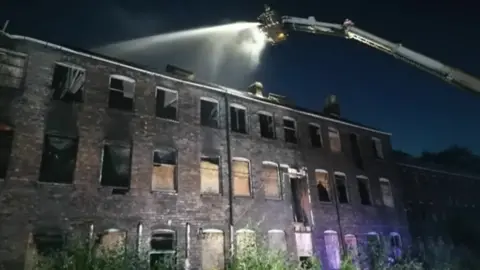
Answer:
[0, 35, 409, 269]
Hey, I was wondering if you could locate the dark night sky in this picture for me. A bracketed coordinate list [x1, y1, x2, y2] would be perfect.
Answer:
[2, 0, 479, 155]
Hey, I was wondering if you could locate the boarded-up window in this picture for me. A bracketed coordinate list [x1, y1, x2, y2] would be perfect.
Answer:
[150, 231, 176, 270]
[328, 127, 341, 153]
[315, 170, 330, 202]
[39, 135, 78, 184]
[202, 229, 225, 270]
[324, 231, 341, 269]
[233, 159, 250, 196]
[335, 173, 349, 204]
[295, 232, 312, 257]
[357, 176, 371, 205]
[263, 162, 280, 198]
[345, 234, 359, 265]
[108, 75, 135, 111]
[152, 148, 177, 191]
[380, 178, 394, 207]
[101, 143, 132, 189]
[0, 128, 14, 179]
[0, 49, 26, 88]
[236, 229, 255, 255]
[372, 137, 384, 159]
[268, 230, 287, 252]
[201, 156, 220, 194]
[97, 229, 126, 252]
[51, 63, 85, 103]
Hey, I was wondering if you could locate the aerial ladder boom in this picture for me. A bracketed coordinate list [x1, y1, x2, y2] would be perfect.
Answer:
[257, 6, 480, 95]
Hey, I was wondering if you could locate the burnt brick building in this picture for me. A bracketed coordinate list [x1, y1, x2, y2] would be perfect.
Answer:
[0, 31, 408, 269]
[398, 162, 480, 253]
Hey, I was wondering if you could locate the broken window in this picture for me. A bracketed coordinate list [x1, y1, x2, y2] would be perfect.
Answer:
[201, 229, 225, 270]
[263, 162, 280, 198]
[350, 133, 363, 169]
[267, 230, 287, 252]
[236, 229, 255, 255]
[357, 176, 371, 205]
[380, 178, 395, 207]
[152, 148, 177, 191]
[390, 233, 402, 259]
[150, 231, 176, 270]
[328, 127, 341, 153]
[232, 159, 250, 196]
[283, 117, 297, 143]
[230, 105, 247, 134]
[0, 128, 13, 179]
[39, 135, 78, 184]
[108, 75, 135, 111]
[200, 156, 220, 194]
[96, 229, 126, 252]
[334, 173, 349, 204]
[372, 137, 384, 159]
[259, 112, 275, 139]
[100, 143, 131, 189]
[291, 177, 310, 226]
[0, 49, 26, 88]
[200, 98, 219, 128]
[155, 87, 178, 120]
[309, 124, 322, 148]
[315, 169, 330, 202]
[51, 63, 85, 103]
[324, 230, 341, 270]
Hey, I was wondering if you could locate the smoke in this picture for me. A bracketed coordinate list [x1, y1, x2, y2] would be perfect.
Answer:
[93, 22, 267, 89]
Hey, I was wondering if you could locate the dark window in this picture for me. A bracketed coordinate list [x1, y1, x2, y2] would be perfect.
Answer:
[283, 118, 297, 143]
[150, 232, 176, 270]
[0, 128, 13, 179]
[156, 88, 178, 120]
[299, 257, 314, 269]
[290, 177, 310, 226]
[100, 143, 131, 189]
[108, 76, 134, 111]
[51, 64, 85, 103]
[259, 113, 275, 139]
[372, 138, 384, 159]
[350, 134, 363, 170]
[316, 170, 330, 202]
[357, 177, 371, 205]
[200, 99, 219, 128]
[39, 135, 78, 184]
[309, 124, 322, 147]
[335, 174, 349, 204]
[230, 106, 247, 133]
[34, 233, 64, 257]
[0, 50, 26, 88]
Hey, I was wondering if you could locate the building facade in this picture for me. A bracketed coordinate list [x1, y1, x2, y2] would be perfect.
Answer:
[0, 32, 408, 269]
[398, 163, 480, 252]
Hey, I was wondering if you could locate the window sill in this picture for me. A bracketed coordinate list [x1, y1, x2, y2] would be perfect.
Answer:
[37, 181, 73, 186]
[234, 195, 253, 199]
[151, 189, 178, 195]
[318, 200, 333, 204]
[200, 124, 220, 130]
[155, 116, 179, 124]
[265, 197, 282, 201]
[201, 193, 222, 198]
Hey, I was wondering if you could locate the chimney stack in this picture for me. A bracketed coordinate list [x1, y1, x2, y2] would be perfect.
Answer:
[323, 94, 340, 117]
[248, 81, 264, 97]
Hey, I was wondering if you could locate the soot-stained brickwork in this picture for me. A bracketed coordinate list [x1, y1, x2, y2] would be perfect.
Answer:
[0, 33, 408, 269]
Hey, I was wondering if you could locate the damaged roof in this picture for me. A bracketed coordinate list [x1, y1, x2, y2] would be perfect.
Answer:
[1, 32, 390, 136]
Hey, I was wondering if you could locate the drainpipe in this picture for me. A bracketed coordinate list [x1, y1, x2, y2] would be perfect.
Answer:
[331, 173, 347, 254]
[224, 91, 235, 258]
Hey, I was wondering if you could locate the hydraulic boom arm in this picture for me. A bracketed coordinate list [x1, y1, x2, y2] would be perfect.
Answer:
[257, 6, 480, 94]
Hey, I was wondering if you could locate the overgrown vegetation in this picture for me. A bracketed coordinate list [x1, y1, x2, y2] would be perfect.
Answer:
[33, 235, 480, 270]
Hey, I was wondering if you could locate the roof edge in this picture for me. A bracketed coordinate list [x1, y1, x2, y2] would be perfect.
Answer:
[4, 33, 391, 136]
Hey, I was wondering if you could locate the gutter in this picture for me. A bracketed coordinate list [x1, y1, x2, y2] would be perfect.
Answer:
[224, 91, 235, 261]
[2, 33, 391, 136]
